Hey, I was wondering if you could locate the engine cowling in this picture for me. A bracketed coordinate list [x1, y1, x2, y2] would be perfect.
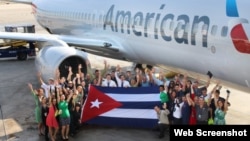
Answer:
[35, 45, 88, 81]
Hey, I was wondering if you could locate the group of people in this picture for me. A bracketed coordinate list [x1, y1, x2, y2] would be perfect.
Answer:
[27, 60, 231, 140]
[28, 64, 88, 141]
[153, 72, 231, 138]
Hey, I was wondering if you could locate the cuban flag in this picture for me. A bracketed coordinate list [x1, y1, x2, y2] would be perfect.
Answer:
[81, 85, 161, 129]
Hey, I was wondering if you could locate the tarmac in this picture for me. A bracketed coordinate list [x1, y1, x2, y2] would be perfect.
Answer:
[0, 2, 250, 141]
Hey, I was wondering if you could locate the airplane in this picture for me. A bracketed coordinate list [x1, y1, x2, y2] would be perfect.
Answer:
[0, 0, 250, 92]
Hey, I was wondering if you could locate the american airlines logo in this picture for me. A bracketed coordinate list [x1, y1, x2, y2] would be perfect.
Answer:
[227, 0, 250, 54]
[103, 4, 210, 48]
[103, 1, 250, 54]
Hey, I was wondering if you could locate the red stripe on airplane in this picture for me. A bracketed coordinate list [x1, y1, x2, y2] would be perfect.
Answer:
[231, 24, 250, 54]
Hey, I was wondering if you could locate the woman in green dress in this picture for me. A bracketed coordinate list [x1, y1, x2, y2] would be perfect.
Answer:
[28, 83, 44, 135]
[57, 89, 73, 140]
[214, 91, 230, 125]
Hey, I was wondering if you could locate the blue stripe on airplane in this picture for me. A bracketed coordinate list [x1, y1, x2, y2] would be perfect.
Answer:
[226, 0, 239, 17]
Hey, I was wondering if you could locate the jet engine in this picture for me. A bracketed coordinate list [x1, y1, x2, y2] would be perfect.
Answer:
[35, 45, 88, 81]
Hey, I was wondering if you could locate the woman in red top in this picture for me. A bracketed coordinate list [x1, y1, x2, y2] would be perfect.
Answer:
[46, 93, 59, 141]
[189, 85, 197, 125]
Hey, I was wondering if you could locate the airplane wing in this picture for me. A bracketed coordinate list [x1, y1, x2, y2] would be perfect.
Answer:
[0, 32, 66, 46]
[0, 32, 123, 59]
[55, 35, 121, 58]
[1, 0, 32, 4]
[0, 31, 126, 82]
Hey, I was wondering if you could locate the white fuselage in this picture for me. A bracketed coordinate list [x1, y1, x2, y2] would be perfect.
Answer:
[32, 0, 250, 89]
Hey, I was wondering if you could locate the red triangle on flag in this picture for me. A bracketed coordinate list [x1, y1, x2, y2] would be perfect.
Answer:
[81, 85, 122, 122]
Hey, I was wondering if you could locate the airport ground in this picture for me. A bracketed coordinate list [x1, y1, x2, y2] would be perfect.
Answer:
[0, 2, 250, 141]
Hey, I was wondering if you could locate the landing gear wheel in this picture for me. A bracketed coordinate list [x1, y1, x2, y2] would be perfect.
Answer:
[17, 52, 27, 60]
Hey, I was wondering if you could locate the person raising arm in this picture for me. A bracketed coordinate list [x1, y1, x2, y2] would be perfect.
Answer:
[27, 83, 44, 136]
[57, 89, 73, 140]
[213, 90, 230, 125]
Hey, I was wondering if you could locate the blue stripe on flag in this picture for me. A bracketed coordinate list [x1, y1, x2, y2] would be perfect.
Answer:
[87, 116, 158, 129]
[95, 86, 159, 94]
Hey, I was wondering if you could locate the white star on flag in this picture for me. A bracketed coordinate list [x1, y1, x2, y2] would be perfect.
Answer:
[90, 99, 103, 109]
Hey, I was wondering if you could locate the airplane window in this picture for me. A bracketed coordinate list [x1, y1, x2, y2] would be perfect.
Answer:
[169, 21, 174, 31]
[192, 23, 198, 34]
[175, 22, 185, 37]
[221, 26, 228, 37]
[184, 23, 190, 32]
[211, 25, 217, 36]
[147, 19, 152, 27]
[99, 15, 102, 23]
[78, 12, 80, 19]
[81, 13, 84, 19]
[124, 17, 128, 25]
[93, 14, 95, 25]
[88, 13, 91, 20]
[202, 24, 208, 35]
[92, 14, 95, 21]
[103, 15, 106, 22]
[134, 17, 140, 25]
[85, 13, 88, 20]
[131, 18, 133, 25]
[176, 22, 182, 31]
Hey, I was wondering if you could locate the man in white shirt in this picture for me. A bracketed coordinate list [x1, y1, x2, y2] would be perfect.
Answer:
[102, 74, 117, 87]
[154, 104, 169, 139]
[115, 72, 131, 88]
[38, 72, 56, 98]
[114, 65, 131, 88]
[172, 98, 184, 125]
